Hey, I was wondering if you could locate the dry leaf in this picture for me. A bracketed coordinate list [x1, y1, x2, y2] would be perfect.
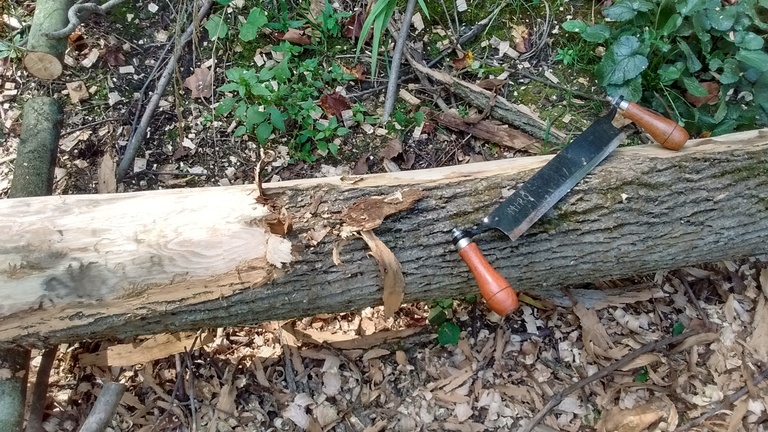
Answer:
[685, 81, 719, 107]
[352, 153, 370, 175]
[451, 50, 473, 70]
[573, 302, 613, 359]
[66, 81, 89, 104]
[216, 383, 237, 415]
[360, 230, 404, 317]
[378, 138, 402, 160]
[511, 25, 530, 53]
[747, 296, 768, 362]
[476, 78, 505, 91]
[344, 10, 365, 39]
[319, 92, 351, 119]
[184, 67, 213, 99]
[597, 400, 668, 432]
[266, 234, 293, 268]
[103, 44, 126, 66]
[97, 149, 117, 193]
[274, 28, 312, 45]
[341, 63, 366, 80]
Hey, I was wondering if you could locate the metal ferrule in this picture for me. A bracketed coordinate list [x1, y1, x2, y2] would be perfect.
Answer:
[607, 95, 629, 111]
[451, 228, 473, 250]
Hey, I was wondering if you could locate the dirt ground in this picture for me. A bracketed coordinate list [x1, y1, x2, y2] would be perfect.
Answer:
[2, 0, 768, 431]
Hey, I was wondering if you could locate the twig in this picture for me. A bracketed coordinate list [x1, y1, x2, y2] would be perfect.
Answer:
[674, 366, 768, 432]
[61, 117, 121, 136]
[674, 271, 710, 326]
[512, 70, 603, 102]
[46, 0, 128, 39]
[25, 347, 57, 432]
[78, 381, 126, 432]
[116, 0, 214, 181]
[380, 0, 418, 124]
[520, 329, 706, 432]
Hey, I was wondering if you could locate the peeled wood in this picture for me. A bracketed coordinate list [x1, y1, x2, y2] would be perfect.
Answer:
[23, 0, 74, 80]
[1, 130, 768, 347]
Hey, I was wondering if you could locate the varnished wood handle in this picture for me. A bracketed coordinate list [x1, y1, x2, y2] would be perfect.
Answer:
[458, 242, 519, 316]
[619, 101, 690, 150]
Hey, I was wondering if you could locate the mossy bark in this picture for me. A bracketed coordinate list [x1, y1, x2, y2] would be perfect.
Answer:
[9, 97, 62, 198]
[23, 0, 74, 80]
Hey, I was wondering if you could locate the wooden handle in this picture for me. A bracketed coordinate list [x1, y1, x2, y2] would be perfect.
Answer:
[620, 101, 689, 150]
[458, 242, 519, 316]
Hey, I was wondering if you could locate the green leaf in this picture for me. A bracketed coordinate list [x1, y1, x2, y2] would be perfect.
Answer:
[675, 0, 704, 16]
[428, 307, 446, 325]
[214, 98, 237, 116]
[267, 106, 285, 131]
[416, 0, 430, 19]
[660, 13, 682, 35]
[256, 122, 273, 143]
[682, 76, 708, 97]
[735, 32, 765, 50]
[605, 76, 643, 101]
[245, 106, 267, 130]
[719, 58, 740, 84]
[706, 6, 737, 31]
[603, 0, 653, 21]
[233, 125, 247, 137]
[736, 49, 768, 72]
[582, 24, 611, 42]
[658, 63, 684, 84]
[248, 82, 272, 97]
[634, 367, 649, 383]
[437, 321, 460, 346]
[677, 39, 702, 72]
[329, 142, 339, 155]
[355, 0, 397, 76]
[561, 20, 587, 33]
[595, 36, 648, 86]
[336, 127, 351, 136]
[672, 321, 685, 336]
[714, 98, 727, 123]
[204, 14, 229, 39]
[218, 82, 244, 97]
[239, 8, 268, 41]
[435, 298, 454, 309]
[273, 57, 292, 82]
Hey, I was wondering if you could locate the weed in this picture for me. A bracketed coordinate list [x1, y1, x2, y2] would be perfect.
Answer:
[0, 34, 23, 59]
[562, 0, 768, 136]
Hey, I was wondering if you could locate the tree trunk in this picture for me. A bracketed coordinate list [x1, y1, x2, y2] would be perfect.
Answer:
[1, 129, 767, 347]
[23, 0, 74, 80]
[9, 97, 62, 198]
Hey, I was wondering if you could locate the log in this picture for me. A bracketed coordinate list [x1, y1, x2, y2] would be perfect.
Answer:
[23, 0, 74, 80]
[9, 97, 63, 198]
[1, 129, 767, 347]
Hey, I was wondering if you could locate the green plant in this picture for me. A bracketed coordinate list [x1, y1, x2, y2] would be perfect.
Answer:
[0, 34, 24, 59]
[356, 0, 431, 77]
[562, 0, 768, 136]
[428, 299, 461, 346]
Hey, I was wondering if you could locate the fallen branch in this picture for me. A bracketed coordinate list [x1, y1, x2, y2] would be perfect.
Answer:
[407, 51, 567, 143]
[77, 382, 126, 432]
[431, 110, 537, 151]
[520, 328, 707, 432]
[380, 0, 418, 124]
[24, 348, 57, 432]
[116, 0, 214, 181]
[23, 0, 75, 80]
[45, 0, 128, 39]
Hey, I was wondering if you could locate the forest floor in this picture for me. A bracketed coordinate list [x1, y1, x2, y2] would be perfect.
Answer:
[1, 0, 768, 430]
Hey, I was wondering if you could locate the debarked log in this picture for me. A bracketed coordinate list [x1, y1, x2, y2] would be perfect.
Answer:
[1, 129, 768, 347]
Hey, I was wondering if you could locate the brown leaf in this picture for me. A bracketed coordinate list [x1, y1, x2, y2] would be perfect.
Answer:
[451, 51, 473, 70]
[573, 302, 613, 359]
[596, 400, 668, 432]
[352, 153, 370, 175]
[476, 78, 505, 91]
[341, 63, 366, 80]
[344, 10, 365, 39]
[274, 28, 312, 45]
[103, 44, 126, 66]
[511, 25, 531, 53]
[685, 81, 719, 107]
[319, 92, 351, 118]
[361, 230, 404, 317]
[378, 138, 402, 160]
[183, 67, 213, 99]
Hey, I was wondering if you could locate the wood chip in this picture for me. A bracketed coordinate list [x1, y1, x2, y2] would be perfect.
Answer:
[79, 332, 213, 366]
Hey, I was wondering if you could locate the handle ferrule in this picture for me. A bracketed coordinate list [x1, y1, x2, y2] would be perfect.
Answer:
[610, 98, 689, 150]
[453, 232, 519, 316]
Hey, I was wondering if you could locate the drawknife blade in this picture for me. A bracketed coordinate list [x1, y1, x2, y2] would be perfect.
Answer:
[478, 108, 624, 240]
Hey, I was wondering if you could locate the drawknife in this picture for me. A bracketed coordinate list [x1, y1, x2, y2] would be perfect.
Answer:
[452, 97, 689, 315]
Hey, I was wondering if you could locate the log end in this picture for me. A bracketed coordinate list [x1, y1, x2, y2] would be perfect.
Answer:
[23, 52, 64, 80]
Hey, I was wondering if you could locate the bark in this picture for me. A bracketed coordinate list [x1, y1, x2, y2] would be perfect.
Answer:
[0, 346, 29, 432]
[23, 0, 74, 80]
[1, 129, 767, 347]
[9, 97, 63, 198]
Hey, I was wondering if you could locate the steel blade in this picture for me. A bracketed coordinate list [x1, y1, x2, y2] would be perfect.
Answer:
[481, 111, 624, 240]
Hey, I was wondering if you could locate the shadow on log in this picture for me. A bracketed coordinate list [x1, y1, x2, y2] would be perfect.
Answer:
[1, 129, 767, 348]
